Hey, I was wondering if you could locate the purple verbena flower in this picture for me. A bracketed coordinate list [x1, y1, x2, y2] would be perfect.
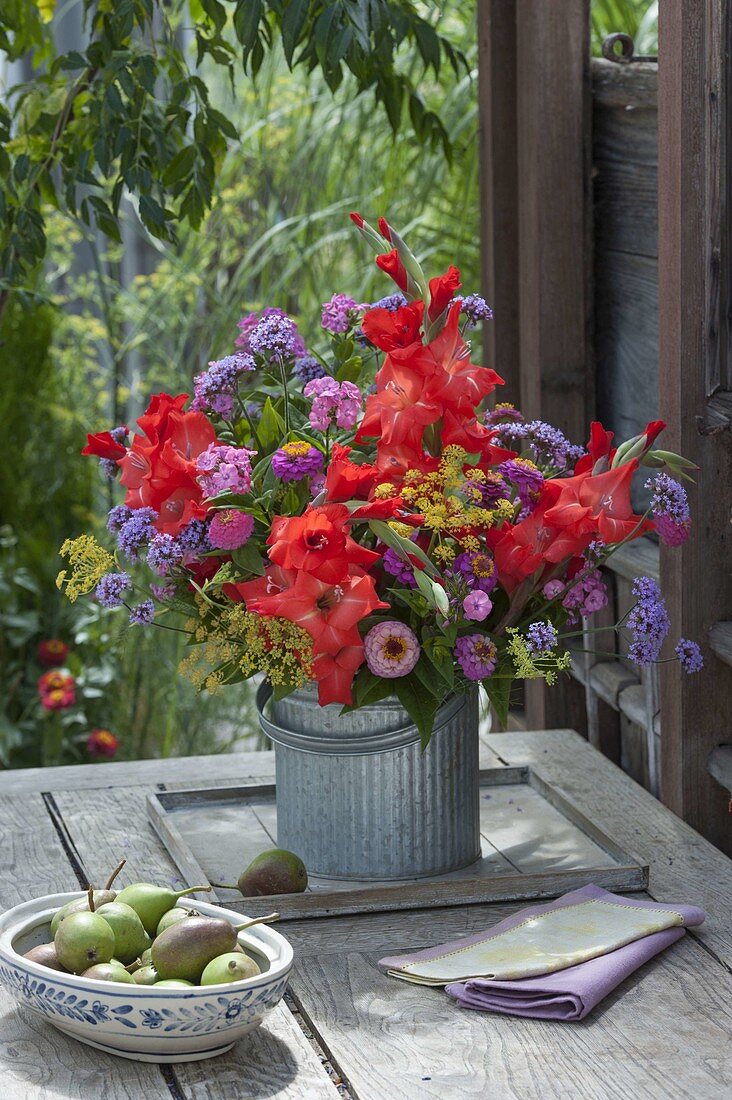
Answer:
[364, 621, 420, 678]
[646, 473, 691, 546]
[249, 313, 300, 360]
[371, 292, 408, 312]
[454, 634, 498, 680]
[675, 638, 703, 674]
[95, 572, 131, 609]
[626, 576, 670, 666]
[191, 353, 255, 419]
[196, 443, 256, 497]
[177, 518, 211, 556]
[100, 458, 119, 480]
[293, 356, 328, 385]
[117, 507, 158, 559]
[129, 599, 155, 626]
[452, 551, 498, 594]
[109, 425, 129, 446]
[271, 441, 324, 483]
[382, 547, 417, 587]
[147, 534, 184, 577]
[107, 504, 133, 534]
[236, 308, 306, 358]
[459, 294, 493, 327]
[526, 621, 558, 654]
[492, 417, 582, 473]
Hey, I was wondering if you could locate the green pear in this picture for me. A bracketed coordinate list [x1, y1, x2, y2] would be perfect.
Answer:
[151, 912, 279, 982]
[94, 901, 151, 964]
[156, 907, 195, 937]
[50, 858, 127, 936]
[200, 951, 260, 985]
[24, 942, 67, 972]
[139, 948, 153, 966]
[237, 849, 308, 896]
[114, 882, 212, 936]
[82, 960, 134, 984]
[54, 911, 116, 974]
[131, 964, 159, 985]
[154, 979, 194, 988]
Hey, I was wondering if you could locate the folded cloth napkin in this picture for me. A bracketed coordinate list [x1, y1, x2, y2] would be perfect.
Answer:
[379, 885, 705, 1020]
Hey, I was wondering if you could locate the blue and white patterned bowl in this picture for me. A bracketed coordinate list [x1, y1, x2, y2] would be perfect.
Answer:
[0, 892, 293, 1062]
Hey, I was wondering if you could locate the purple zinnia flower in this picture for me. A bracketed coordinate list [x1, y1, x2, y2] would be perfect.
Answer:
[675, 638, 703, 674]
[371, 292, 408, 312]
[304, 377, 362, 431]
[271, 442, 324, 483]
[197, 443, 256, 497]
[321, 293, 365, 334]
[147, 534, 184, 576]
[464, 472, 508, 508]
[459, 294, 493, 327]
[129, 599, 155, 626]
[463, 591, 493, 622]
[364, 621, 420, 679]
[498, 457, 544, 509]
[452, 551, 498, 594]
[293, 356, 328, 385]
[627, 576, 670, 666]
[485, 403, 525, 428]
[107, 504, 133, 533]
[191, 353, 254, 419]
[454, 634, 498, 680]
[382, 547, 417, 587]
[208, 509, 255, 550]
[95, 572, 131, 609]
[646, 473, 691, 546]
[249, 313, 300, 360]
[526, 621, 558, 654]
[117, 507, 158, 559]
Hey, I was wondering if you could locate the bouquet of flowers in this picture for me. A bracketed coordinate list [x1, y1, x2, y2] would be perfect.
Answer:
[59, 214, 701, 745]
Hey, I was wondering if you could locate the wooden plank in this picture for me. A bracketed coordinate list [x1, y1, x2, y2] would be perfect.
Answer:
[0, 794, 170, 1098]
[286, 930, 732, 1100]
[709, 621, 732, 666]
[657, 0, 732, 856]
[591, 57, 658, 109]
[708, 745, 732, 795]
[607, 536, 660, 584]
[51, 786, 338, 1099]
[477, 0, 520, 406]
[484, 729, 732, 966]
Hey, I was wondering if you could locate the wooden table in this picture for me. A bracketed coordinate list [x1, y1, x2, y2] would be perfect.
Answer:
[1, 728, 730, 1099]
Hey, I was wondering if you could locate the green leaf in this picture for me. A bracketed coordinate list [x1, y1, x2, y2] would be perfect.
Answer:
[281, 0, 310, 66]
[162, 145, 197, 186]
[257, 397, 286, 453]
[369, 520, 439, 577]
[231, 542, 265, 576]
[394, 676, 438, 749]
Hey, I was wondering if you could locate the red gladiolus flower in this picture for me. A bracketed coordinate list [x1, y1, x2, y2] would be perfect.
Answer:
[375, 248, 409, 292]
[240, 569, 388, 656]
[324, 444, 380, 502]
[358, 356, 442, 450]
[118, 393, 217, 535]
[37, 639, 70, 668]
[642, 419, 666, 449]
[361, 302, 424, 352]
[267, 505, 380, 584]
[312, 645, 366, 706]
[87, 728, 120, 759]
[544, 462, 650, 545]
[428, 265, 461, 321]
[416, 302, 503, 416]
[574, 421, 616, 474]
[81, 431, 126, 460]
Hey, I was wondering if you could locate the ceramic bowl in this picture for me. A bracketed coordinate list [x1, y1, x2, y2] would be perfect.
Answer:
[0, 892, 293, 1062]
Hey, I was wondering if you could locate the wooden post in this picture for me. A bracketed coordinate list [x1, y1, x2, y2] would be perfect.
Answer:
[658, 0, 732, 854]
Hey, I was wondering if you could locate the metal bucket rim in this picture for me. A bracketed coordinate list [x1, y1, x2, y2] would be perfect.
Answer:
[256, 680, 467, 756]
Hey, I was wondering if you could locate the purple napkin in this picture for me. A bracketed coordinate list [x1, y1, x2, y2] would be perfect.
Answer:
[445, 925, 686, 1021]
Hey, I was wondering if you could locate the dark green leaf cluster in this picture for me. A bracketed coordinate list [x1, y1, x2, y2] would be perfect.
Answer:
[0, 0, 466, 296]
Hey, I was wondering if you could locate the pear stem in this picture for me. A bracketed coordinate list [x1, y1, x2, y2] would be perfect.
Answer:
[175, 885, 212, 898]
[235, 912, 280, 932]
[87, 885, 96, 913]
[104, 859, 126, 891]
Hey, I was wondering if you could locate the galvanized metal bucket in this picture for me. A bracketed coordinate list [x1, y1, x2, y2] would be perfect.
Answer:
[256, 681, 481, 880]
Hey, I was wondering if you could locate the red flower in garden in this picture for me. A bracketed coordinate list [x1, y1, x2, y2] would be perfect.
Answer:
[543, 462, 650, 545]
[375, 248, 409, 292]
[312, 645, 366, 706]
[239, 568, 387, 656]
[117, 393, 217, 535]
[357, 355, 442, 450]
[361, 302, 424, 352]
[87, 728, 120, 759]
[38, 670, 76, 711]
[415, 302, 503, 416]
[428, 265, 461, 320]
[323, 444, 380, 502]
[574, 421, 616, 474]
[37, 639, 70, 668]
[267, 505, 380, 583]
[81, 431, 126, 461]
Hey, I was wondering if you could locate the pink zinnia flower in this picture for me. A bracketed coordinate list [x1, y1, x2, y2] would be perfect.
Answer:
[87, 728, 120, 759]
[364, 621, 420, 679]
[209, 509, 255, 550]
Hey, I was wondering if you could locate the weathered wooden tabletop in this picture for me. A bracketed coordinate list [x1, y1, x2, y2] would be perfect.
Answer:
[0, 728, 730, 1099]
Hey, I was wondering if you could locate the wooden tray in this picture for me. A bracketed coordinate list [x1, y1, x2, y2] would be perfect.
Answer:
[147, 766, 648, 920]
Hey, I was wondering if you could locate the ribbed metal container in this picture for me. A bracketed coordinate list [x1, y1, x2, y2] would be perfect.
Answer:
[256, 682, 481, 880]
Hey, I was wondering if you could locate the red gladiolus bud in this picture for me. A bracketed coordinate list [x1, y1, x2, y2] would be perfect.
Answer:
[377, 216, 392, 241]
[349, 211, 364, 227]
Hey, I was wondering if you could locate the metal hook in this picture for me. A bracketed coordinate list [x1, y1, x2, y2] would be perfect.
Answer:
[601, 32, 657, 64]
